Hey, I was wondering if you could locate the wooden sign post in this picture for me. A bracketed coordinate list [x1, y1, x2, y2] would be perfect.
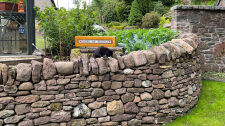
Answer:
[75, 36, 116, 47]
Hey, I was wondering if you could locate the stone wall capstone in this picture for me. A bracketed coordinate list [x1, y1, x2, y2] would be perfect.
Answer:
[0, 33, 202, 126]
[171, 5, 225, 72]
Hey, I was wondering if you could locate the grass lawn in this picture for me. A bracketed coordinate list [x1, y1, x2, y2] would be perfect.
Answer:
[166, 80, 225, 126]
[36, 35, 48, 50]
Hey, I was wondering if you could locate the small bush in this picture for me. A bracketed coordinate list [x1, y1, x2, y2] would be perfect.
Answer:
[106, 21, 121, 28]
[141, 12, 160, 28]
[159, 16, 170, 28]
[111, 26, 124, 30]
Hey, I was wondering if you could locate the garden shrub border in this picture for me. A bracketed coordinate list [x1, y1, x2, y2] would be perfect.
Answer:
[0, 33, 203, 125]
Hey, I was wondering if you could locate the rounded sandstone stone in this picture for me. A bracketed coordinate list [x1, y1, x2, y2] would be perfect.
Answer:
[19, 82, 34, 91]
[107, 100, 124, 115]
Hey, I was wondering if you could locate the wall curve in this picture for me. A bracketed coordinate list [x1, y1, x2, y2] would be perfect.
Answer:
[0, 33, 202, 126]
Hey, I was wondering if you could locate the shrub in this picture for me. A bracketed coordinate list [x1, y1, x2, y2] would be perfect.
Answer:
[141, 12, 160, 28]
[106, 21, 121, 28]
[128, 0, 143, 26]
[159, 16, 170, 28]
[111, 26, 124, 30]
[36, 6, 97, 56]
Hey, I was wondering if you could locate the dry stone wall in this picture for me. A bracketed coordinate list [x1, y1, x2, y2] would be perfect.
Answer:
[171, 5, 225, 72]
[0, 33, 202, 126]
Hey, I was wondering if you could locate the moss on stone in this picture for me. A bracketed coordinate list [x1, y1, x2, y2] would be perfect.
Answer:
[70, 48, 82, 60]
[50, 103, 62, 111]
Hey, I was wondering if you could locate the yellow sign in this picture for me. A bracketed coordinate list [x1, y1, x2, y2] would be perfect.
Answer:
[75, 36, 116, 47]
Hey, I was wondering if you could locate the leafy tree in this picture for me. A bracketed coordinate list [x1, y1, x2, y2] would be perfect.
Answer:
[138, 0, 152, 15]
[128, 0, 143, 26]
[115, 0, 130, 22]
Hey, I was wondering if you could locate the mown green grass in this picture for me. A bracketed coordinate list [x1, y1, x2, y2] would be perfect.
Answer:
[36, 35, 48, 50]
[166, 80, 225, 126]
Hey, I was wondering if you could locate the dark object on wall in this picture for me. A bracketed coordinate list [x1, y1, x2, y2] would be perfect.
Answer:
[94, 46, 113, 58]
[0, 2, 18, 12]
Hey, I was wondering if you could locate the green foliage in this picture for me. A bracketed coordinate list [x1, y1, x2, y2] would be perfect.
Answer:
[141, 12, 160, 28]
[128, 0, 143, 26]
[111, 26, 125, 30]
[102, 1, 118, 23]
[166, 80, 225, 126]
[159, 16, 170, 28]
[95, 28, 178, 53]
[153, 1, 168, 15]
[115, 0, 130, 22]
[106, 21, 121, 28]
[138, 0, 152, 15]
[35, 6, 97, 56]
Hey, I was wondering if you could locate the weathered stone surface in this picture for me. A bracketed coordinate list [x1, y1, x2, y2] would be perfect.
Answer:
[91, 82, 101, 88]
[34, 116, 50, 125]
[124, 102, 139, 113]
[111, 114, 135, 121]
[111, 82, 122, 89]
[121, 93, 135, 103]
[141, 92, 152, 101]
[123, 81, 134, 87]
[42, 58, 57, 80]
[179, 98, 187, 107]
[87, 75, 98, 82]
[142, 116, 154, 123]
[165, 90, 171, 98]
[15, 95, 39, 103]
[6, 66, 16, 85]
[4, 85, 17, 93]
[159, 99, 168, 104]
[19, 82, 34, 91]
[107, 57, 119, 72]
[81, 54, 89, 75]
[73, 104, 91, 118]
[153, 84, 165, 89]
[69, 119, 86, 126]
[57, 79, 70, 85]
[72, 59, 79, 74]
[88, 101, 104, 109]
[142, 80, 152, 87]
[15, 104, 30, 115]
[96, 58, 109, 75]
[123, 69, 134, 75]
[111, 74, 126, 81]
[31, 101, 50, 108]
[98, 116, 110, 123]
[128, 119, 142, 126]
[55, 62, 74, 75]
[0, 110, 14, 118]
[91, 88, 104, 98]
[123, 54, 135, 68]
[115, 88, 126, 95]
[131, 51, 147, 66]
[0, 64, 2, 84]
[134, 79, 142, 87]
[40, 110, 51, 116]
[142, 50, 156, 64]
[51, 110, 71, 122]
[102, 81, 111, 90]
[152, 89, 164, 100]
[168, 97, 179, 107]
[86, 118, 98, 124]
[2, 64, 8, 85]
[4, 115, 25, 124]
[150, 46, 167, 64]
[162, 70, 174, 78]
[18, 120, 33, 126]
[89, 57, 99, 74]
[107, 100, 124, 115]
[31, 60, 42, 83]
[91, 107, 107, 117]
[0, 97, 14, 104]
[101, 121, 119, 125]
[172, 39, 194, 54]
[26, 113, 39, 119]
[79, 81, 90, 89]
[50, 103, 62, 111]
[16, 63, 32, 81]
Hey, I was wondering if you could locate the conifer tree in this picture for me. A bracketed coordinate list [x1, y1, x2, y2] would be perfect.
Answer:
[128, 0, 143, 26]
